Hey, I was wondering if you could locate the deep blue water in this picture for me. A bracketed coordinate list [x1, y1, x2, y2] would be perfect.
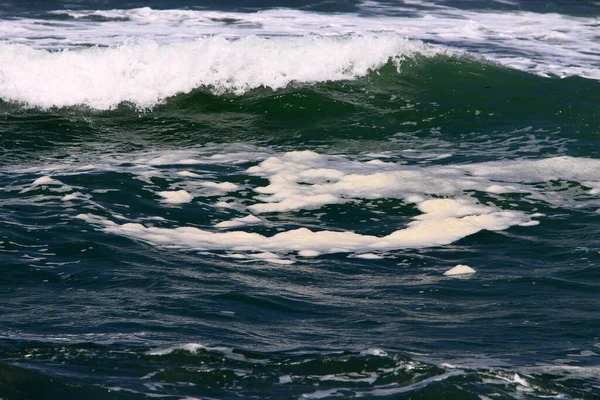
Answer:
[1, 0, 600, 399]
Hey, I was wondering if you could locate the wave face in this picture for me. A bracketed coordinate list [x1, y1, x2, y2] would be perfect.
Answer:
[2, 1, 600, 400]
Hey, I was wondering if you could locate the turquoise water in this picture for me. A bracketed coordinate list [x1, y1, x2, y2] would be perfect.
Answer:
[1, 1, 600, 399]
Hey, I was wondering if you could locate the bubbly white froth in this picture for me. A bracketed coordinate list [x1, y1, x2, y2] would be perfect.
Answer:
[147, 343, 206, 356]
[0, 36, 433, 109]
[215, 215, 262, 228]
[444, 264, 476, 276]
[246, 152, 600, 214]
[76, 203, 529, 256]
[354, 253, 385, 260]
[32, 176, 62, 186]
[157, 190, 194, 204]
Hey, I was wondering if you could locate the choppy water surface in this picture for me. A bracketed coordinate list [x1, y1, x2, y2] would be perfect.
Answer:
[1, 0, 600, 399]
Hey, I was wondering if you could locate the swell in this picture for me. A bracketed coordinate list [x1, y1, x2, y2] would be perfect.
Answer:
[1, 54, 598, 165]
[7, 32, 595, 112]
[0, 36, 441, 110]
[0, 46, 595, 115]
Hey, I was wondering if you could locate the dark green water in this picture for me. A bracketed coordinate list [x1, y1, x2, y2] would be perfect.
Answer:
[1, 1, 600, 399]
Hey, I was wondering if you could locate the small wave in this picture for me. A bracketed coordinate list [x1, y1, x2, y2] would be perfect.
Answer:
[2, 341, 584, 399]
[0, 36, 441, 110]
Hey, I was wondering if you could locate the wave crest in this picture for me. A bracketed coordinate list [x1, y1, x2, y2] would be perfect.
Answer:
[0, 36, 440, 110]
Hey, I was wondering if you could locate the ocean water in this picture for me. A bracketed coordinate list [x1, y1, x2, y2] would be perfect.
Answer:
[1, 0, 600, 398]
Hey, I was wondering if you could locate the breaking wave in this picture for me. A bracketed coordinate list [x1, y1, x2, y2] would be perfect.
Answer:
[0, 36, 443, 110]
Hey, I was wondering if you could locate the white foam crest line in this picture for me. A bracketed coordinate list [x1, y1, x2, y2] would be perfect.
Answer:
[76, 198, 530, 255]
[147, 343, 207, 356]
[360, 348, 389, 357]
[17, 176, 75, 194]
[147, 342, 268, 363]
[0, 35, 432, 109]
[1, 6, 599, 79]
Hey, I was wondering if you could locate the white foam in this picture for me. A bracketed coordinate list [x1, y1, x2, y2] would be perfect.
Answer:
[250, 193, 342, 214]
[465, 156, 600, 183]
[32, 176, 62, 186]
[360, 348, 388, 357]
[354, 253, 384, 260]
[485, 185, 520, 194]
[61, 192, 86, 201]
[509, 373, 531, 388]
[444, 264, 476, 276]
[130, 148, 268, 167]
[215, 215, 262, 228]
[318, 372, 378, 384]
[0, 35, 434, 109]
[262, 257, 295, 265]
[66, 150, 600, 260]
[157, 190, 193, 204]
[177, 171, 203, 178]
[520, 364, 600, 379]
[247, 152, 600, 214]
[247, 152, 480, 213]
[298, 250, 321, 257]
[200, 181, 239, 192]
[19, 176, 73, 194]
[22, 148, 600, 261]
[147, 343, 206, 356]
[518, 220, 540, 227]
[75, 202, 529, 255]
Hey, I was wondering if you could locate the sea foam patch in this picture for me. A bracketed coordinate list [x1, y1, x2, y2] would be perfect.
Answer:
[157, 190, 194, 204]
[246, 152, 600, 213]
[215, 215, 262, 229]
[76, 202, 529, 257]
[62, 149, 600, 260]
[444, 264, 476, 276]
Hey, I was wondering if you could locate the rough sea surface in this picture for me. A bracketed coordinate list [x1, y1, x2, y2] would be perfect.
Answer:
[1, 0, 600, 398]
